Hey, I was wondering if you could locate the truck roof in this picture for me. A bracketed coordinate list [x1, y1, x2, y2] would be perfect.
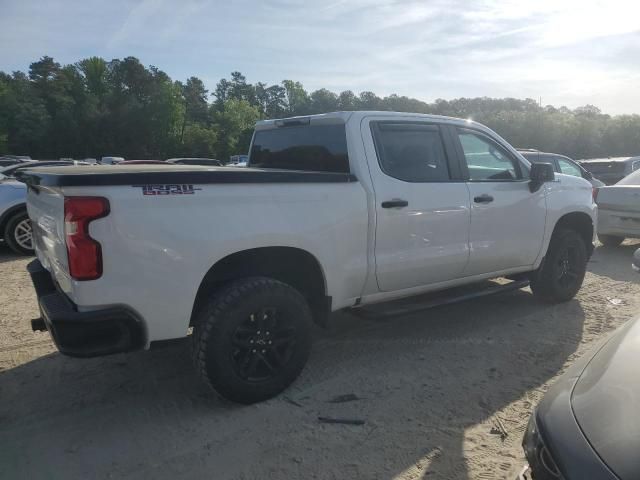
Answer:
[255, 111, 482, 130]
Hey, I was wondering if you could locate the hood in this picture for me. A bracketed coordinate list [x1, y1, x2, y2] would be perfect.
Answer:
[556, 172, 592, 186]
[572, 317, 640, 480]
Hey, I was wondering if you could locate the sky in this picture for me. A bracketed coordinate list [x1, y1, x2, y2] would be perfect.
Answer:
[1, 0, 640, 114]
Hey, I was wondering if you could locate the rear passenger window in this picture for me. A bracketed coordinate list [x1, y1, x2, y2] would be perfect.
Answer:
[371, 123, 450, 182]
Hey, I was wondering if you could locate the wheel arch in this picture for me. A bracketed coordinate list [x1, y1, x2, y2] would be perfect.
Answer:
[191, 246, 330, 326]
[550, 211, 595, 257]
[0, 203, 27, 239]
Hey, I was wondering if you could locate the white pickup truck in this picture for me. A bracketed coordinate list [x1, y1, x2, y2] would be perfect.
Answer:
[20, 111, 596, 403]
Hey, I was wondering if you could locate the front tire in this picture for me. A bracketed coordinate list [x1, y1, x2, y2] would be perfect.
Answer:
[192, 277, 313, 404]
[4, 211, 34, 255]
[530, 229, 587, 303]
[598, 234, 624, 247]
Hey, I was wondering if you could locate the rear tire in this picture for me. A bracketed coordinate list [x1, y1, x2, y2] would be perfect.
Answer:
[192, 277, 313, 404]
[598, 234, 624, 247]
[530, 229, 587, 303]
[4, 211, 34, 255]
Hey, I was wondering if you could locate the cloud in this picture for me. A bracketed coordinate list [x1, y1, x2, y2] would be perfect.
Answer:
[1, 0, 640, 113]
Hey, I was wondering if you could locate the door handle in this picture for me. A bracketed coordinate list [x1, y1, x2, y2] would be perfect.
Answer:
[381, 199, 409, 208]
[473, 194, 494, 204]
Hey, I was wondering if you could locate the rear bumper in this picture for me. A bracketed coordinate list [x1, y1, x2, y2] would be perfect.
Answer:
[27, 259, 145, 357]
[598, 209, 640, 238]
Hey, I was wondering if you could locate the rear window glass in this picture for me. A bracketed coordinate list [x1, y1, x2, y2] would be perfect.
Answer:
[582, 161, 626, 173]
[249, 124, 349, 173]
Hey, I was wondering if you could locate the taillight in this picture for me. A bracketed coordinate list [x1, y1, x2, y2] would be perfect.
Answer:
[64, 197, 110, 280]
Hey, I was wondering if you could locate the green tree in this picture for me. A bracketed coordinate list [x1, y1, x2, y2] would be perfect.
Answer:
[4, 56, 640, 162]
[309, 88, 338, 113]
[255, 82, 287, 118]
[282, 80, 309, 115]
[77, 57, 108, 97]
[337, 90, 358, 110]
[214, 98, 261, 161]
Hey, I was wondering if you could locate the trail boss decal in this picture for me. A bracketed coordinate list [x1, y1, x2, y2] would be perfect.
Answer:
[133, 184, 202, 196]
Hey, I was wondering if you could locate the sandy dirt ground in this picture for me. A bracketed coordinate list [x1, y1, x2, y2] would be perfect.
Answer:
[1, 241, 639, 480]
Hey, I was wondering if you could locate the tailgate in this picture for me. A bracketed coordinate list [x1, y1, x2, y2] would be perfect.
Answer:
[26, 186, 72, 294]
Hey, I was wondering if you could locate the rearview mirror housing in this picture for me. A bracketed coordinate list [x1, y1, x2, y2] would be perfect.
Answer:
[529, 162, 555, 192]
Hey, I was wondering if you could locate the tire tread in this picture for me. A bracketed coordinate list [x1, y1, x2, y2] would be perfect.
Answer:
[192, 277, 312, 403]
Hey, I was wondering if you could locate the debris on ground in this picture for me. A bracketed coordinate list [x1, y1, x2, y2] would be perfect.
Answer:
[283, 396, 304, 407]
[327, 393, 361, 403]
[318, 416, 366, 426]
[490, 416, 509, 440]
[607, 297, 624, 306]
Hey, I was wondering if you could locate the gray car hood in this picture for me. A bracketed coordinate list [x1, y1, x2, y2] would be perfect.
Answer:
[572, 317, 640, 480]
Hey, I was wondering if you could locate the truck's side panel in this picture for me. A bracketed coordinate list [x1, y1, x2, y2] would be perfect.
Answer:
[61, 182, 369, 342]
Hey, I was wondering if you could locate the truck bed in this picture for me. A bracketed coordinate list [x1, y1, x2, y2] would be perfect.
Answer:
[16, 165, 357, 187]
[21, 161, 369, 343]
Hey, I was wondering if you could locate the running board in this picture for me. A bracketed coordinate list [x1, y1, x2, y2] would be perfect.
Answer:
[351, 279, 530, 319]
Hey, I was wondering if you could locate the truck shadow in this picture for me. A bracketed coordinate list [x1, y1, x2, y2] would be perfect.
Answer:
[0, 287, 586, 479]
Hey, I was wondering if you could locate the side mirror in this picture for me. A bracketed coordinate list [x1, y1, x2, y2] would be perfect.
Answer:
[529, 162, 555, 192]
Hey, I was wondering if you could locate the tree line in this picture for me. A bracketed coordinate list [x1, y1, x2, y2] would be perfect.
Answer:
[1, 55, 640, 161]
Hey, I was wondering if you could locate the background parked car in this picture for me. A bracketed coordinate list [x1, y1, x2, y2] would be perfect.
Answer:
[0, 156, 31, 167]
[594, 168, 640, 247]
[100, 156, 125, 165]
[519, 149, 604, 187]
[229, 154, 248, 166]
[0, 177, 31, 254]
[120, 160, 169, 165]
[579, 156, 640, 185]
[0, 161, 85, 254]
[521, 316, 640, 480]
[0, 160, 78, 180]
[166, 157, 222, 166]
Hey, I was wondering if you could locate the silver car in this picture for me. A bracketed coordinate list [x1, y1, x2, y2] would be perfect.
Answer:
[0, 161, 83, 254]
[0, 176, 31, 254]
[596, 168, 640, 246]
